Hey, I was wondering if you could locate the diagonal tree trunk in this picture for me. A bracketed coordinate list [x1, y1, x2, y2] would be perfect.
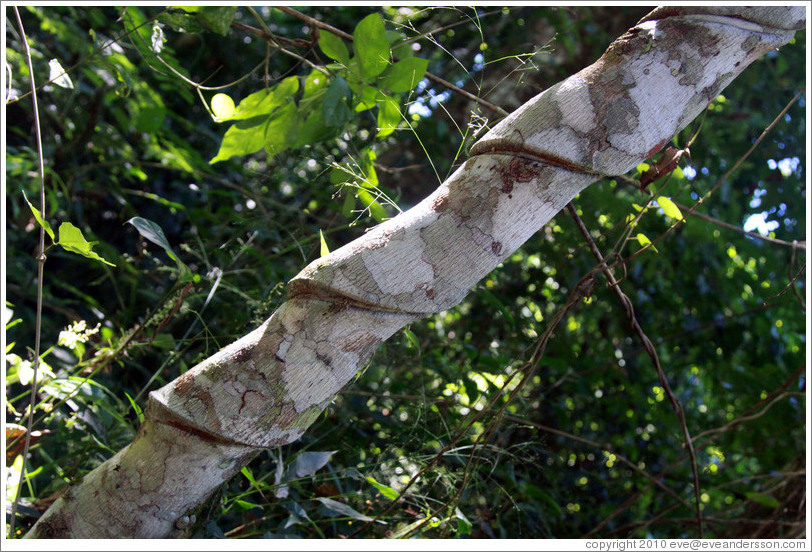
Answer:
[25, 6, 805, 538]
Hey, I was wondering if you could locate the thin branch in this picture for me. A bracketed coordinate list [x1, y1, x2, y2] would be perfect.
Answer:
[566, 203, 705, 538]
[9, 7, 47, 539]
[502, 415, 693, 511]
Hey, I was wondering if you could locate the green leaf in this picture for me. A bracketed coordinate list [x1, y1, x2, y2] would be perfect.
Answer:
[380, 57, 428, 93]
[745, 492, 781, 509]
[656, 196, 684, 221]
[319, 229, 330, 257]
[294, 108, 336, 148]
[635, 233, 658, 253]
[157, 11, 207, 34]
[124, 392, 145, 424]
[353, 13, 390, 79]
[228, 77, 299, 121]
[303, 70, 329, 97]
[264, 103, 298, 158]
[235, 499, 263, 511]
[56, 222, 116, 266]
[197, 6, 236, 36]
[127, 216, 179, 262]
[360, 148, 379, 188]
[211, 93, 235, 121]
[323, 77, 353, 127]
[22, 190, 55, 240]
[319, 32, 350, 65]
[210, 116, 269, 163]
[354, 84, 381, 112]
[376, 94, 401, 138]
[357, 189, 388, 222]
[134, 107, 166, 133]
[365, 475, 399, 501]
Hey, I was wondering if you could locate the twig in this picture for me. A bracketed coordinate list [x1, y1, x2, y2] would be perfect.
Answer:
[566, 203, 705, 538]
[273, 6, 509, 117]
[502, 415, 693, 511]
[9, 7, 47, 539]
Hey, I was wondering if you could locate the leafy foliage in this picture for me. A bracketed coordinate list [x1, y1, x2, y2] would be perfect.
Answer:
[4, 6, 806, 540]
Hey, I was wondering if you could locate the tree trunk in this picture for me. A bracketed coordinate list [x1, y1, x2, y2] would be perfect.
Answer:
[25, 6, 805, 538]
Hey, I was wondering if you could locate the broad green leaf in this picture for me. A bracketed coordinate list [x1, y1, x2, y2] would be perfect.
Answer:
[319, 229, 330, 257]
[229, 77, 299, 121]
[353, 13, 390, 79]
[48, 59, 74, 89]
[127, 216, 179, 262]
[357, 189, 388, 222]
[323, 77, 353, 127]
[360, 148, 379, 187]
[366, 475, 399, 501]
[294, 109, 336, 148]
[319, 32, 350, 65]
[316, 497, 384, 524]
[210, 116, 268, 163]
[303, 70, 328, 97]
[22, 190, 55, 240]
[56, 222, 116, 266]
[264, 103, 298, 158]
[211, 93, 235, 121]
[380, 57, 428, 92]
[376, 94, 401, 137]
[656, 196, 684, 221]
[197, 6, 236, 36]
[157, 11, 207, 33]
[354, 84, 381, 112]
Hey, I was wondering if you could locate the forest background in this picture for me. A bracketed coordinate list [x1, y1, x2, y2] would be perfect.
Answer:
[3, 4, 808, 540]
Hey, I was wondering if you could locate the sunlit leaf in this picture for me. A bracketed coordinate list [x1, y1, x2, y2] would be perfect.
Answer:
[56, 222, 116, 266]
[48, 59, 74, 89]
[210, 116, 268, 163]
[376, 94, 401, 137]
[22, 190, 55, 240]
[353, 13, 390, 79]
[635, 233, 658, 253]
[366, 475, 399, 501]
[319, 229, 330, 257]
[319, 32, 350, 65]
[656, 196, 684, 221]
[380, 57, 428, 93]
[211, 93, 236, 121]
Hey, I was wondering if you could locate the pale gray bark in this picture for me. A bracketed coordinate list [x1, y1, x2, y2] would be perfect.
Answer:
[25, 6, 805, 538]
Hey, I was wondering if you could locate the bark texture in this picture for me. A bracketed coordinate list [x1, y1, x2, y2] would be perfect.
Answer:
[25, 6, 805, 538]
